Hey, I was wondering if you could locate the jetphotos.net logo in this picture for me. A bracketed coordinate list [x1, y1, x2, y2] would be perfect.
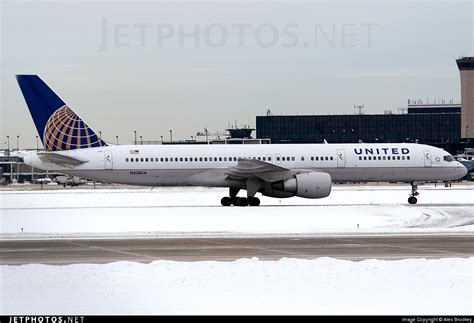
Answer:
[8, 317, 84, 323]
[97, 17, 378, 52]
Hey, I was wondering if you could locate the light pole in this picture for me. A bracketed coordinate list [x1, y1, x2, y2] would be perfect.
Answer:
[99, 131, 102, 140]
[160, 135, 163, 143]
[191, 135, 194, 141]
[16, 135, 19, 151]
[36, 136, 39, 151]
[169, 130, 172, 143]
[116, 136, 119, 145]
[204, 127, 208, 144]
[6, 136, 10, 153]
[140, 135, 143, 145]
[134, 130, 137, 145]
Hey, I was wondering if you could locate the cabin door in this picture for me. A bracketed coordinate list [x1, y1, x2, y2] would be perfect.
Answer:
[336, 149, 346, 168]
[423, 150, 432, 167]
[104, 151, 113, 170]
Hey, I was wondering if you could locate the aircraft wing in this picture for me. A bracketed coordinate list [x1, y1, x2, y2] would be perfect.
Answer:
[225, 158, 295, 182]
[38, 152, 88, 167]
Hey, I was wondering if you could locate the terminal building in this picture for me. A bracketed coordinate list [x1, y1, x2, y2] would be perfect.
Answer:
[257, 58, 474, 154]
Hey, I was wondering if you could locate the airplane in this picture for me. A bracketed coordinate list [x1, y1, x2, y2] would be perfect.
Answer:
[16, 75, 467, 206]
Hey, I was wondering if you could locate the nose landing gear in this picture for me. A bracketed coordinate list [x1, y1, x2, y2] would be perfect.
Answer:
[408, 182, 419, 204]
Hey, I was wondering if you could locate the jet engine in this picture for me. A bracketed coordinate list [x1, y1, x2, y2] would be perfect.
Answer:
[270, 172, 332, 198]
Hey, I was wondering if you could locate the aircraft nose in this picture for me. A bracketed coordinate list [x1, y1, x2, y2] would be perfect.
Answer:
[456, 162, 468, 178]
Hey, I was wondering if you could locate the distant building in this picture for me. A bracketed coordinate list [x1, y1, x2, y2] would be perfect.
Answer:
[256, 111, 460, 152]
[457, 57, 474, 139]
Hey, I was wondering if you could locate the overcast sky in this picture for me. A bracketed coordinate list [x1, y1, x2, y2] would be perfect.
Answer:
[1, 0, 473, 148]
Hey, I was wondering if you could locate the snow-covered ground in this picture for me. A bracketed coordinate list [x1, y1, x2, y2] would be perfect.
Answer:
[2, 257, 473, 315]
[1, 185, 473, 314]
[0, 184, 473, 238]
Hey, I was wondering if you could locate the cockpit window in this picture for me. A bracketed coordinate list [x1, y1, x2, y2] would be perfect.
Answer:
[443, 155, 454, 162]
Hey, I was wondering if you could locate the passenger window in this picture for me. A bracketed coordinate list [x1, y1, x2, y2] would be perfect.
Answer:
[204, 157, 208, 162]
[383, 156, 386, 160]
[330, 157, 334, 161]
[262, 157, 266, 161]
[397, 156, 400, 160]
[368, 156, 372, 160]
[407, 156, 410, 160]
[224, 157, 227, 161]
[234, 157, 237, 161]
[277, 156, 280, 161]
[199, 157, 203, 161]
[359, 156, 362, 160]
[311, 157, 314, 161]
[401, 156, 405, 160]
[363, 156, 367, 160]
[325, 157, 328, 161]
[268, 157, 272, 161]
[378, 156, 381, 160]
[130, 159, 134, 163]
[125, 158, 129, 162]
[320, 157, 324, 161]
[140, 158, 144, 162]
[292, 157, 295, 161]
[219, 157, 223, 161]
[160, 158, 164, 162]
[301, 157, 304, 161]
[184, 158, 188, 162]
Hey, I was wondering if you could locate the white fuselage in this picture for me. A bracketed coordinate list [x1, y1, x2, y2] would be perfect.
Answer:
[23, 143, 467, 187]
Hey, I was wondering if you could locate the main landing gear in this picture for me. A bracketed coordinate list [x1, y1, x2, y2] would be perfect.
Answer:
[408, 182, 419, 205]
[221, 188, 261, 207]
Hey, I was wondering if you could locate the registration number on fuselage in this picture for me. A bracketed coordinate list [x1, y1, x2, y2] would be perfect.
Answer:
[130, 170, 147, 175]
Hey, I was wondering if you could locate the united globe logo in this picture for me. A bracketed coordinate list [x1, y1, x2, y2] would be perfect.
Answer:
[43, 105, 104, 151]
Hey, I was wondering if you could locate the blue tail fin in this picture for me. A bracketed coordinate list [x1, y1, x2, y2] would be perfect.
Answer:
[16, 75, 107, 151]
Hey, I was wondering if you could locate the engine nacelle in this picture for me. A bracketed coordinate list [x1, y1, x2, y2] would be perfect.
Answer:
[271, 172, 332, 199]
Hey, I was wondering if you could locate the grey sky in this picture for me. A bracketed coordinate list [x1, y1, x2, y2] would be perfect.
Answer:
[1, 1, 473, 148]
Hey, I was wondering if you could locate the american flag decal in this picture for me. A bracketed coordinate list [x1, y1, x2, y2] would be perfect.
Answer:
[130, 150, 139, 154]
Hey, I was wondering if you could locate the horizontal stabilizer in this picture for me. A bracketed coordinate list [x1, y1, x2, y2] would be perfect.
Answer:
[38, 152, 88, 167]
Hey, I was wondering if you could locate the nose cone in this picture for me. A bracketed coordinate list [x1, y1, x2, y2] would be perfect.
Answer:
[455, 161, 468, 178]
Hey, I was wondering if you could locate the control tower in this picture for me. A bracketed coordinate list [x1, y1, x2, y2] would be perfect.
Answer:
[457, 57, 474, 139]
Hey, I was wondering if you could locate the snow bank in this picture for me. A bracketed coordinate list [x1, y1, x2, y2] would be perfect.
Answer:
[1, 257, 472, 315]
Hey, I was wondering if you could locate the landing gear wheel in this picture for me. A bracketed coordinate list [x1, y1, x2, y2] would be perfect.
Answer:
[221, 197, 232, 206]
[248, 197, 260, 206]
[235, 197, 248, 207]
[408, 196, 417, 204]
